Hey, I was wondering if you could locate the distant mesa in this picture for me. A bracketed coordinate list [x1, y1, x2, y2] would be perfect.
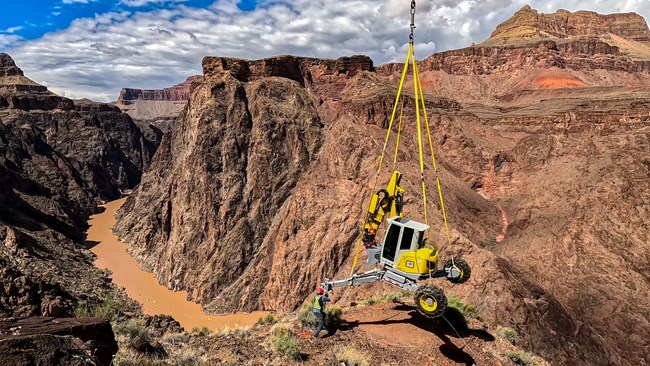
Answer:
[115, 75, 202, 131]
[483, 5, 650, 59]
[116, 75, 202, 104]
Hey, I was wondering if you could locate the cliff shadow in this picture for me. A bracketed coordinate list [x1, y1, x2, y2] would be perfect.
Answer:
[83, 240, 101, 249]
[337, 304, 494, 366]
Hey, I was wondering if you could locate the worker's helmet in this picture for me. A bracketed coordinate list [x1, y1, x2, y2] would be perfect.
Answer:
[317, 287, 325, 295]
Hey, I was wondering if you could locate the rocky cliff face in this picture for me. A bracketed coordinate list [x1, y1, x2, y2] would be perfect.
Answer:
[113, 54, 495, 314]
[0, 316, 118, 366]
[0, 53, 158, 318]
[112, 51, 622, 365]
[377, 6, 650, 108]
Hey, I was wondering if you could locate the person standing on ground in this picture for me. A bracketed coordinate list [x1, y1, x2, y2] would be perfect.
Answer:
[312, 287, 331, 337]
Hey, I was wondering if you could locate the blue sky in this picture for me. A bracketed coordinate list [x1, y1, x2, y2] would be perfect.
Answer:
[1, 0, 649, 101]
[0, 0, 252, 40]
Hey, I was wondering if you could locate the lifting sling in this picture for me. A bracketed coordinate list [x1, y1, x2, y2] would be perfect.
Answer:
[349, 0, 451, 276]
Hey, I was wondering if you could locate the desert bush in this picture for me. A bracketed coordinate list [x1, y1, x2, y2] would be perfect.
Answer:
[447, 295, 479, 319]
[325, 305, 343, 330]
[362, 291, 408, 306]
[257, 312, 279, 325]
[332, 345, 371, 366]
[298, 301, 343, 331]
[162, 332, 191, 345]
[271, 328, 300, 360]
[298, 302, 319, 327]
[190, 326, 210, 336]
[75, 293, 126, 320]
[498, 326, 518, 344]
[113, 318, 149, 340]
[506, 350, 541, 366]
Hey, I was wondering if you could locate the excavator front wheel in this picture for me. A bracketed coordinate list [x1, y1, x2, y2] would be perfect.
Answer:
[443, 258, 471, 284]
[414, 284, 447, 318]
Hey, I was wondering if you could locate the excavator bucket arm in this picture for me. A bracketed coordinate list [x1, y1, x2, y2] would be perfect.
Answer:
[362, 170, 405, 248]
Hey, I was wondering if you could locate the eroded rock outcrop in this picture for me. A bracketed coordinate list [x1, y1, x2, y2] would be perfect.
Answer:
[0, 316, 118, 366]
[114, 52, 612, 365]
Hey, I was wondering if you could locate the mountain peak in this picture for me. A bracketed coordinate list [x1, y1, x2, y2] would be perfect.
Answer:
[0, 53, 24, 78]
[484, 7, 650, 47]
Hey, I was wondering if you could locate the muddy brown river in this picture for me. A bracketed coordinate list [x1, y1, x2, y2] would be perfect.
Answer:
[86, 198, 263, 331]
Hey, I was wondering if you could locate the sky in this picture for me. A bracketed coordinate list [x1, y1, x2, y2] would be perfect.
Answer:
[1, 0, 649, 101]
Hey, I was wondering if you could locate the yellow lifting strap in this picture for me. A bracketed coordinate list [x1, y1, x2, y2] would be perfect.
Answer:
[348, 43, 413, 276]
[348, 0, 452, 276]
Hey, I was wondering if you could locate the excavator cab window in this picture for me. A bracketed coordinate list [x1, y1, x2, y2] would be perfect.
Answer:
[382, 223, 401, 262]
[417, 232, 425, 248]
[400, 228, 414, 251]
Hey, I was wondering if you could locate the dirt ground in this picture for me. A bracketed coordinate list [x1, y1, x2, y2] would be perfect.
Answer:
[160, 300, 549, 366]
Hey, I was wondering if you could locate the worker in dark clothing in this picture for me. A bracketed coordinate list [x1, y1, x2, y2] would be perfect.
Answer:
[312, 287, 331, 337]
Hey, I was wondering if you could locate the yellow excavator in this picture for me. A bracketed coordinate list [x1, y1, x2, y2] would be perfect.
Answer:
[321, 0, 471, 319]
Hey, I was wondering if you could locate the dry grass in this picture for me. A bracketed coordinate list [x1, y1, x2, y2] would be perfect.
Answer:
[361, 291, 408, 306]
[447, 295, 479, 319]
[271, 327, 300, 360]
[498, 326, 518, 345]
[332, 345, 371, 366]
[506, 350, 543, 366]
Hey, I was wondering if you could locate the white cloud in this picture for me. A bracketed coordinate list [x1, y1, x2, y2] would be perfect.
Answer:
[1, 26, 24, 33]
[0, 34, 21, 48]
[120, 0, 186, 6]
[62, 0, 95, 4]
[3, 0, 650, 102]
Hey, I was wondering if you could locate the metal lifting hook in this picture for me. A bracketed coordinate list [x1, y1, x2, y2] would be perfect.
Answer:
[410, 0, 416, 43]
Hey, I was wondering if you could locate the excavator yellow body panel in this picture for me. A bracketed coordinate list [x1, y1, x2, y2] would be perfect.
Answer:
[395, 247, 439, 275]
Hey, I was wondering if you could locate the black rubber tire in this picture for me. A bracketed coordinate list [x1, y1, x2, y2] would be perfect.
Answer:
[414, 284, 447, 319]
[443, 258, 471, 284]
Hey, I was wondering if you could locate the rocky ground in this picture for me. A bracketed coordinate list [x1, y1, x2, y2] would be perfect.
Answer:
[109, 293, 551, 366]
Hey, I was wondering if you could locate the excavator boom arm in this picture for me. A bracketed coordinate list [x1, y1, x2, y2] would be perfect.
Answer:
[362, 170, 405, 248]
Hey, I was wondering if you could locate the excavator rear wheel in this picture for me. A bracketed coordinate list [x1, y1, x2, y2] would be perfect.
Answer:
[443, 258, 471, 284]
[414, 284, 447, 318]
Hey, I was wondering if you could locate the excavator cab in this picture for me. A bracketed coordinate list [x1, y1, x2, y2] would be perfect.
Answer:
[379, 217, 439, 276]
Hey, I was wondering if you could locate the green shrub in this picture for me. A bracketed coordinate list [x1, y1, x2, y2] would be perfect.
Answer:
[190, 326, 210, 336]
[506, 350, 541, 366]
[447, 295, 479, 319]
[362, 291, 408, 306]
[324, 305, 343, 330]
[271, 329, 300, 360]
[298, 302, 318, 327]
[75, 293, 126, 320]
[332, 345, 370, 366]
[257, 312, 279, 325]
[498, 326, 518, 344]
[298, 302, 343, 331]
[113, 318, 149, 340]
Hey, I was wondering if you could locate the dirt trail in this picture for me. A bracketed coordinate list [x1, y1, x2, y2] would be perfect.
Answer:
[86, 198, 264, 331]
